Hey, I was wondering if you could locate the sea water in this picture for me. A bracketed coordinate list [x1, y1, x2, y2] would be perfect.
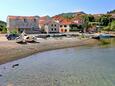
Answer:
[0, 39, 115, 86]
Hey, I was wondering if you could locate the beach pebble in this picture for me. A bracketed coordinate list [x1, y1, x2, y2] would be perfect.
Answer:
[60, 70, 64, 72]
[77, 80, 81, 84]
[3, 67, 6, 69]
[7, 83, 14, 86]
[12, 64, 19, 68]
[55, 79, 58, 82]
[0, 74, 2, 77]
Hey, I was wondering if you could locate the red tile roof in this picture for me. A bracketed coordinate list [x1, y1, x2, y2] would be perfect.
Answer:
[59, 19, 71, 25]
[39, 16, 51, 25]
[8, 16, 36, 20]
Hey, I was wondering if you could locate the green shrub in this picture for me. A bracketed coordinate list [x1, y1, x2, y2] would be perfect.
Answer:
[102, 26, 111, 31]
[10, 30, 18, 34]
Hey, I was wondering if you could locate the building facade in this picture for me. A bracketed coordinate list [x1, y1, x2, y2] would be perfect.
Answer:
[72, 18, 84, 25]
[59, 24, 70, 33]
[59, 20, 71, 33]
[39, 16, 51, 29]
[44, 20, 60, 33]
[7, 16, 40, 34]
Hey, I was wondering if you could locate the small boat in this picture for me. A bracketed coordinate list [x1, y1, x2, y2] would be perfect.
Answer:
[15, 37, 26, 43]
[24, 35, 37, 43]
[92, 36, 100, 39]
[102, 34, 112, 38]
[92, 34, 113, 39]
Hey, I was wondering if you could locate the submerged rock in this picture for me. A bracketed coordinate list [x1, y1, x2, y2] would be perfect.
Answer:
[0, 74, 2, 77]
[12, 64, 19, 68]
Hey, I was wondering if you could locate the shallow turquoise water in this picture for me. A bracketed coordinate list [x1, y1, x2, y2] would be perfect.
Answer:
[0, 39, 115, 86]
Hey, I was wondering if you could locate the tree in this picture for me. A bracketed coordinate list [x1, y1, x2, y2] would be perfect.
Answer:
[70, 24, 84, 31]
[110, 21, 115, 31]
[103, 26, 111, 31]
[87, 15, 95, 22]
[0, 20, 7, 33]
[99, 14, 111, 26]
[10, 30, 18, 34]
[81, 15, 89, 32]
[61, 13, 74, 20]
[2, 27, 7, 33]
[102, 21, 115, 31]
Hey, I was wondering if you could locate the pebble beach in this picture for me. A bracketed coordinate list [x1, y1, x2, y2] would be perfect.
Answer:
[0, 34, 98, 65]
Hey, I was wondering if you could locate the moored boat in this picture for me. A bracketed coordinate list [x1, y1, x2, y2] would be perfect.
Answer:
[15, 36, 26, 43]
[24, 35, 37, 43]
[92, 33, 113, 39]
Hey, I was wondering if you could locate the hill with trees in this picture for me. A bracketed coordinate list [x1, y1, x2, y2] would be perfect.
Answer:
[107, 9, 115, 14]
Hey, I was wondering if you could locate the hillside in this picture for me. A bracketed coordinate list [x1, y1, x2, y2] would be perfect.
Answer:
[52, 11, 86, 23]
[107, 9, 115, 14]
[52, 11, 115, 23]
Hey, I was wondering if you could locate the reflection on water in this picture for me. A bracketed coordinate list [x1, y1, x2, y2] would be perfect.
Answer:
[0, 38, 115, 86]
[99, 38, 115, 45]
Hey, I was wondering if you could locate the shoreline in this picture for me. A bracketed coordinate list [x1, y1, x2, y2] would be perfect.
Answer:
[0, 37, 98, 65]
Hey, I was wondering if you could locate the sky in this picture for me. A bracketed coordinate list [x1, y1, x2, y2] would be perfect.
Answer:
[0, 0, 115, 21]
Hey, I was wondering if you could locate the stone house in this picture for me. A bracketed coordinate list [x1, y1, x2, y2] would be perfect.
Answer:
[7, 16, 40, 34]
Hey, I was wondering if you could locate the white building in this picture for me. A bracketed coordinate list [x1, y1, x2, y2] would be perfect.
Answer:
[44, 20, 60, 33]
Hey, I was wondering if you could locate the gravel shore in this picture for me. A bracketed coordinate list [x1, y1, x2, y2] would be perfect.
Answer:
[0, 35, 98, 65]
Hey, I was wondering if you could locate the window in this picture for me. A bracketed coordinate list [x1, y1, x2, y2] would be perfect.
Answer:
[34, 19, 36, 22]
[60, 25, 62, 27]
[55, 28, 56, 31]
[18, 28, 24, 33]
[51, 24, 53, 27]
[32, 27, 35, 29]
[51, 28, 53, 31]
[61, 29, 63, 32]
[55, 24, 56, 27]
[16, 19, 18, 22]
[64, 25, 67, 27]
[24, 18, 27, 23]
[65, 29, 67, 32]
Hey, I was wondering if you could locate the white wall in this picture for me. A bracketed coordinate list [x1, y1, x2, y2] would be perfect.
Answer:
[45, 21, 60, 33]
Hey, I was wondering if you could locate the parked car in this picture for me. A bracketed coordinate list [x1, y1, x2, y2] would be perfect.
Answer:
[6, 34, 19, 40]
